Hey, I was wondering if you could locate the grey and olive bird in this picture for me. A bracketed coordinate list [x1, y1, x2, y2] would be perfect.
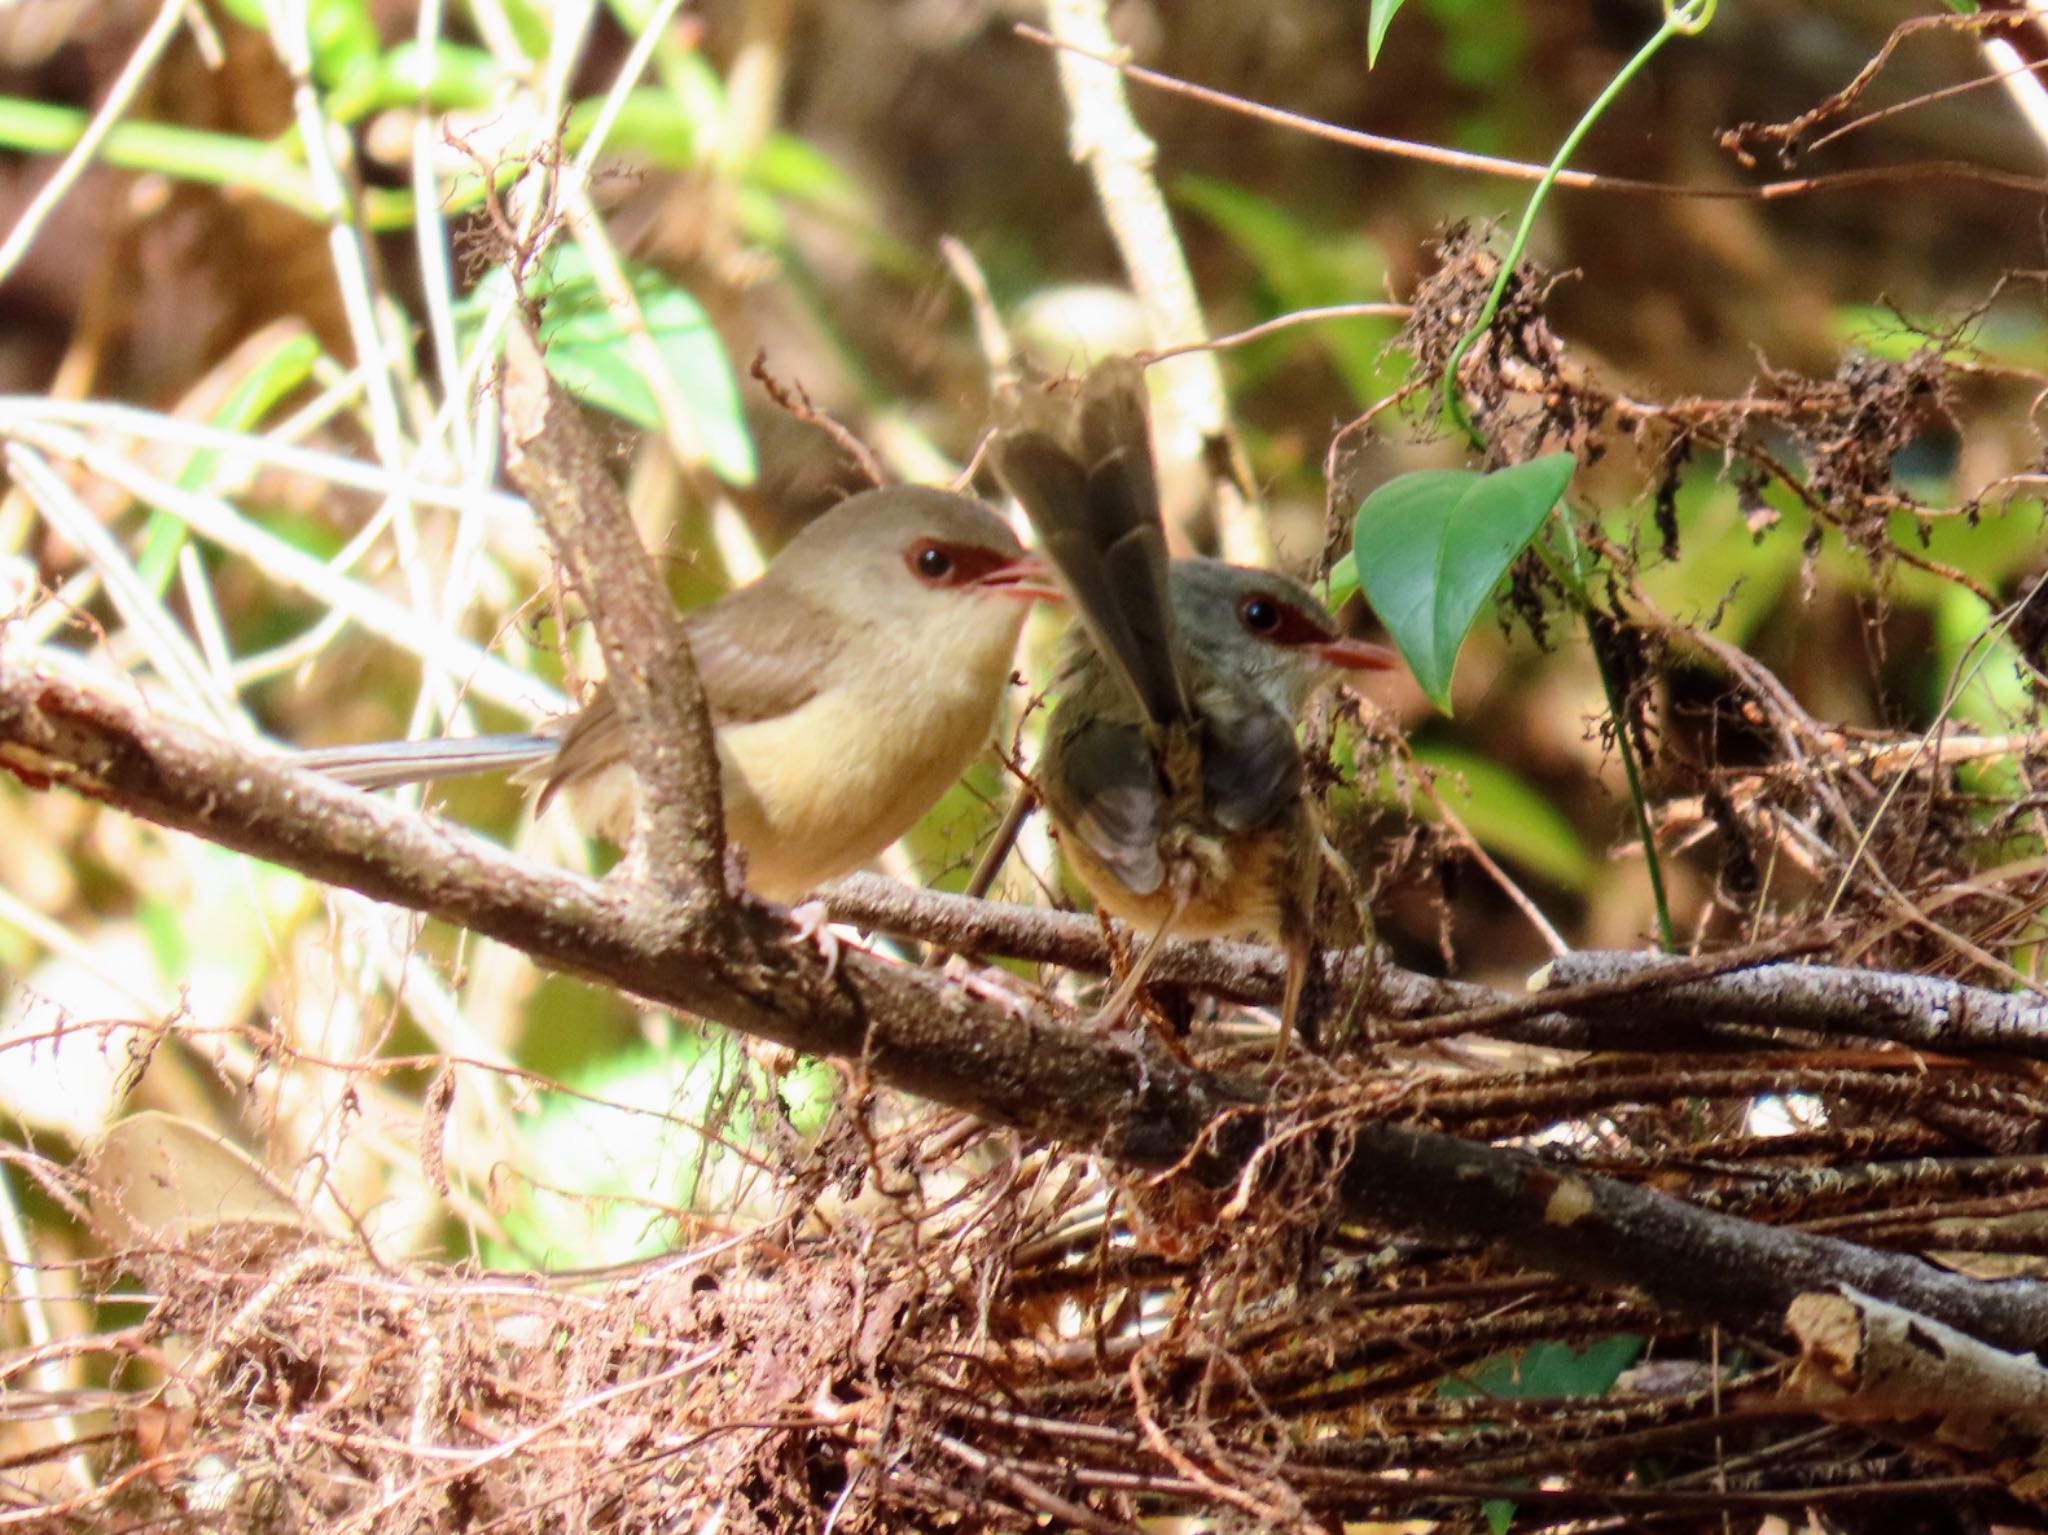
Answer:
[991, 359, 1396, 1040]
[298, 486, 1058, 903]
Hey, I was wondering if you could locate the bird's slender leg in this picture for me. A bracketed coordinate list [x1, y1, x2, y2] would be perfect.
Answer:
[1275, 924, 1313, 1063]
[1092, 879, 1190, 1031]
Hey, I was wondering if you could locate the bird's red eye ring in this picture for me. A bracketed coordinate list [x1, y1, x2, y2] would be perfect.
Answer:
[906, 537, 1034, 589]
[1235, 591, 1333, 647]
[1238, 594, 1281, 633]
[906, 538, 1026, 587]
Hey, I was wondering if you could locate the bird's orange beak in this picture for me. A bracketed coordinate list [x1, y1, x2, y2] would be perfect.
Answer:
[1317, 637, 1401, 672]
[975, 552, 1065, 603]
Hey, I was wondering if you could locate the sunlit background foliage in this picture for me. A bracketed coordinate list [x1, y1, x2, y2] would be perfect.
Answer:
[0, 0, 2044, 1480]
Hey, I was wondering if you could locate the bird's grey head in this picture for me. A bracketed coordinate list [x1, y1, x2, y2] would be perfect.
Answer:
[1168, 558, 1394, 718]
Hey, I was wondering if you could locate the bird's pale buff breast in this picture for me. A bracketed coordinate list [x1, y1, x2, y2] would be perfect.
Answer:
[1056, 820, 1289, 940]
[712, 613, 1022, 901]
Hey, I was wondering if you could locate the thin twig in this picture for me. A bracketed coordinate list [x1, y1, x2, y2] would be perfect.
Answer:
[1015, 22, 2048, 204]
[1140, 304, 1412, 362]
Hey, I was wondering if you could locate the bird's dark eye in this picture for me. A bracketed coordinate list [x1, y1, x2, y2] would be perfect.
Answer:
[1237, 594, 1282, 634]
[913, 544, 954, 581]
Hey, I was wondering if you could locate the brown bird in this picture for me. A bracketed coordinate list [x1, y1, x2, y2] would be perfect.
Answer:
[299, 486, 1058, 902]
[991, 360, 1396, 1039]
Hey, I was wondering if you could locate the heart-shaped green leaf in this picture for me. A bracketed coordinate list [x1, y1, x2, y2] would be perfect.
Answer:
[1351, 452, 1574, 713]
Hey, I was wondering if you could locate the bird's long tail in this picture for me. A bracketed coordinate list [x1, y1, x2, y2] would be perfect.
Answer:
[292, 734, 557, 791]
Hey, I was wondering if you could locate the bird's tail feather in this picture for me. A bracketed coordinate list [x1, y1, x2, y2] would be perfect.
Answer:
[293, 734, 557, 791]
[993, 357, 1190, 729]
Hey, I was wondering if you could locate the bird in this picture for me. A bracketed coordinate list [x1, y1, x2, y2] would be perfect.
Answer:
[991, 358, 1397, 1042]
[296, 485, 1059, 904]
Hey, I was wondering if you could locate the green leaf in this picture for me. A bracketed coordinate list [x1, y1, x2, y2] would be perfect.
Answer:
[1420, 0, 1530, 89]
[305, 0, 380, 91]
[460, 244, 758, 484]
[1440, 1333, 1642, 1535]
[1443, 1335, 1644, 1400]
[1524, 1335, 1643, 1396]
[327, 41, 502, 122]
[566, 87, 712, 169]
[0, 93, 417, 230]
[1352, 453, 1573, 712]
[1367, 0, 1408, 64]
[753, 132, 871, 219]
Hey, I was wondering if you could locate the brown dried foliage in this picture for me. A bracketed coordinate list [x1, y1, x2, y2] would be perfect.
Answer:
[6, 983, 2047, 1534]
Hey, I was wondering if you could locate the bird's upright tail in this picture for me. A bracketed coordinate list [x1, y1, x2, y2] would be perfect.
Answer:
[991, 356, 1191, 731]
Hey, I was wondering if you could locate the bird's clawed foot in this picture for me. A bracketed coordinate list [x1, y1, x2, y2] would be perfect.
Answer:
[939, 957, 1038, 1019]
[786, 898, 861, 984]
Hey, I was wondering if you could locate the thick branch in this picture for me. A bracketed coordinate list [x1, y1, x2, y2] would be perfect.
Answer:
[1335, 1130, 2048, 1356]
[824, 873, 2048, 1061]
[497, 323, 726, 907]
[820, 871, 1472, 1017]
[1539, 950, 2048, 1058]
[0, 666, 1181, 1146]
[10, 666, 2048, 1352]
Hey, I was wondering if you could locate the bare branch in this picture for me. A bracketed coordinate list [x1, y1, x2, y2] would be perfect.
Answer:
[1540, 949, 2048, 1058]
[497, 321, 727, 909]
[825, 872, 2048, 1061]
[10, 666, 2048, 1355]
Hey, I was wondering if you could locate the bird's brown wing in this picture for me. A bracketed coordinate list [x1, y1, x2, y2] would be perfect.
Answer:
[993, 359, 1189, 730]
[682, 575, 837, 726]
[1040, 711, 1167, 897]
[536, 577, 837, 807]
